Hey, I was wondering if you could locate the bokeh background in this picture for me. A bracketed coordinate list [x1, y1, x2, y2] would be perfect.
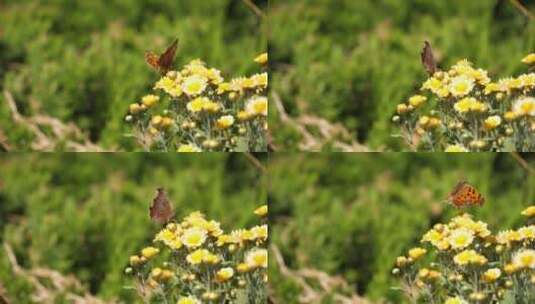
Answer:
[269, 153, 535, 303]
[0, 153, 267, 302]
[0, 0, 267, 151]
[269, 0, 535, 151]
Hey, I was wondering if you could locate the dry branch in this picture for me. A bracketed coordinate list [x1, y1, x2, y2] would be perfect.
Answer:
[271, 244, 373, 304]
[272, 91, 371, 152]
[3, 243, 115, 304]
[3, 90, 107, 151]
[241, 0, 266, 18]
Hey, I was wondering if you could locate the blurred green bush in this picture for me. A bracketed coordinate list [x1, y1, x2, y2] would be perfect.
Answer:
[269, 153, 535, 303]
[0, 0, 267, 150]
[269, 0, 535, 151]
[0, 153, 267, 302]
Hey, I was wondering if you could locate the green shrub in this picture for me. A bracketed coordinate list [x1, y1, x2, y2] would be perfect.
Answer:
[0, 0, 267, 150]
[0, 153, 267, 302]
[270, 0, 535, 151]
[269, 153, 535, 302]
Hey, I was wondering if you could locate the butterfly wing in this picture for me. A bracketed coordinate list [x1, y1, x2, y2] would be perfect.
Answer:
[150, 189, 174, 223]
[449, 181, 485, 208]
[421, 41, 437, 76]
[157, 38, 178, 73]
[145, 52, 160, 71]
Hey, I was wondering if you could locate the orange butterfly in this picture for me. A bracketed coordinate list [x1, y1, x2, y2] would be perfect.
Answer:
[149, 187, 175, 224]
[447, 181, 485, 208]
[145, 39, 179, 75]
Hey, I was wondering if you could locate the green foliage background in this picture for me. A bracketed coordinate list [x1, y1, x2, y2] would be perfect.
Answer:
[269, 0, 535, 151]
[0, 0, 267, 150]
[0, 153, 267, 302]
[269, 153, 535, 303]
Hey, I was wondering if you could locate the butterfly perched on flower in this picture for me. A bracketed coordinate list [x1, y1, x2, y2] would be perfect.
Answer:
[447, 181, 485, 208]
[421, 40, 437, 76]
[149, 187, 175, 224]
[145, 38, 179, 75]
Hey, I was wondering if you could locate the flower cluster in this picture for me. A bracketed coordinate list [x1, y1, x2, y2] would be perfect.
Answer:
[126, 53, 268, 152]
[393, 206, 535, 303]
[126, 204, 268, 303]
[393, 53, 535, 151]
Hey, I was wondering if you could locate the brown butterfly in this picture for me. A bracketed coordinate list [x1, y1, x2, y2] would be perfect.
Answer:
[421, 40, 437, 76]
[145, 38, 179, 75]
[149, 187, 175, 224]
[447, 181, 485, 208]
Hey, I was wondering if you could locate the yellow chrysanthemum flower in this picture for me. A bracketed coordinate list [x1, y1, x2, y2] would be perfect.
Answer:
[154, 76, 183, 97]
[254, 205, 268, 216]
[129, 103, 144, 114]
[216, 115, 235, 129]
[521, 206, 535, 217]
[154, 228, 183, 249]
[141, 94, 160, 108]
[216, 267, 234, 282]
[448, 75, 475, 97]
[182, 75, 208, 96]
[518, 73, 535, 88]
[181, 227, 207, 248]
[187, 97, 207, 113]
[245, 248, 268, 269]
[141, 246, 160, 259]
[408, 247, 427, 260]
[453, 250, 487, 266]
[186, 97, 220, 113]
[445, 144, 468, 152]
[422, 77, 448, 97]
[496, 230, 522, 245]
[513, 249, 535, 269]
[448, 228, 474, 250]
[251, 72, 268, 88]
[518, 226, 535, 240]
[245, 96, 268, 117]
[522, 53, 535, 65]
[254, 52, 268, 65]
[129, 255, 144, 266]
[186, 249, 209, 265]
[445, 296, 468, 304]
[512, 96, 535, 117]
[250, 225, 268, 241]
[483, 115, 502, 130]
[177, 296, 200, 304]
[232, 229, 256, 243]
[482, 268, 501, 283]
[453, 97, 487, 114]
[408, 95, 427, 108]
[177, 144, 202, 153]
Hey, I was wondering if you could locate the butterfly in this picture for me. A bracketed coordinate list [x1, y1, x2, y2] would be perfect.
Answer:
[421, 40, 437, 76]
[149, 187, 175, 224]
[447, 181, 485, 208]
[145, 38, 179, 75]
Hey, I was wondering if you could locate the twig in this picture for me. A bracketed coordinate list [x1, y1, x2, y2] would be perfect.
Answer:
[271, 244, 372, 303]
[511, 152, 535, 175]
[272, 91, 371, 152]
[509, 0, 535, 20]
[3, 90, 106, 151]
[0, 129, 11, 151]
[241, 0, 266, 18]
[0, 280, 10, 304]
[3, 242, 115, 304]
[244, 153, 266, 173]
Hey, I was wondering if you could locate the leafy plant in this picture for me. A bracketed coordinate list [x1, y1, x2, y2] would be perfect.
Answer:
[126, 205, 268, 303]
[393, 54, 535, 151]
[126, 54, 268, 152]
[394, 208, 535, 303]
